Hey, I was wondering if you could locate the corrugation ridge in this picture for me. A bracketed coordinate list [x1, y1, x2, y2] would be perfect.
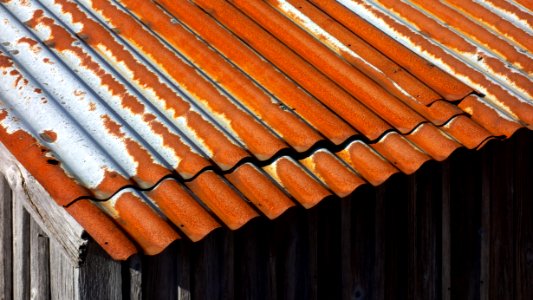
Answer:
[148, 0, 361, 146]
[337, 0, 533, 126]
[71, 0, 290, 161]
[0, 13, 178, 190]
[228, 0, 428, 134]
[444, 0, 533, 53]
[368, 0, 533, 102]
[111, 0, 326, 153]
[485, 0, 533, 31]
[308, 0, 474, 102]
[11, 2, 216, 179]
[156, 0, 395, 141]
[37, 0, 254, 170]
[268, 0, 445, 106]
[404, 0, 533, 77]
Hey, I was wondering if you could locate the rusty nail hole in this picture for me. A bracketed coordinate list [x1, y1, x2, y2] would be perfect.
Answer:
[40, 130, 57, 143]
[477, 55, 483, 61]
[77, 34, 89, 41]
[46, 159, 59, 165]
[104, 242, 109, 245]
[44, 40, 56, 48]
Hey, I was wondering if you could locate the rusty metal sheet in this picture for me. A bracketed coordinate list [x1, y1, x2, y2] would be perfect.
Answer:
[336, 0, 533, 126]
[0, 0, 532, 260]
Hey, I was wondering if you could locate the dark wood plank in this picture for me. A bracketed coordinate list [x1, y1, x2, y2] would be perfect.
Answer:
[30, 218, 50, 300]
[349, 186, 378, 300]
[12, 194, 30, 300]
[142, 243, 177, 300]
[0, 176, 13, 300]
[382, 176, 408, 300]
[449, 150, 482, 300]
[317, 198, 342, 300]
[441, 160, 451, 300]
[340, 197, 352, 300]
[124, 255, 142, 300]
[514, 131, 533, 300]
[407, 164, 441, 300]
[192, 229, 233, 300]
[49, 240, 77, 300]
[306, 207, 318, 300]
[235, 220, 266, 300]
[484, 139, 515, 299]
[176, 242, 191, 300]
[78, 241, 122, 300]
[374, 185, 386, 300]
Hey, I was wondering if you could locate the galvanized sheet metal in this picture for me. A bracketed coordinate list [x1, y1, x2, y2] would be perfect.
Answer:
[0, 0, 531, 259]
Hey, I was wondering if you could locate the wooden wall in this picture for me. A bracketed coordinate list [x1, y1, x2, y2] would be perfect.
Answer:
[0, 130, 532, 300]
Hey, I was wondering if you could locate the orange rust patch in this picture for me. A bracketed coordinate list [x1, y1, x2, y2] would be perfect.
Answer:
[101, 115, 170, 187]
[113, 192, 180, 255]
[274, 158, 332, 208]
[225, 164, 295, 219]
[0, 110, 91, 205]
[186, 171, 259, 230]
[17, 37, 39, 50]
[94, 169, 131, 199]
[147, 180, 221, 241]
[66, 200, 138, 260]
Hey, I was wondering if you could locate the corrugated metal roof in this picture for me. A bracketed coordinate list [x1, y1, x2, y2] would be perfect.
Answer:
[0, 0, 530, 260]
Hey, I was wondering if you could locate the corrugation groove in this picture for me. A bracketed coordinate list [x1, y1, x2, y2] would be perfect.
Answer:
[0, 0, 531, 260]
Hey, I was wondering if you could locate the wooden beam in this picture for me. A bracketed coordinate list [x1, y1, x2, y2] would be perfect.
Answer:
[0, 142, 87, 266]
[78, 241, 122, 300]
[49, 240, 78, 300]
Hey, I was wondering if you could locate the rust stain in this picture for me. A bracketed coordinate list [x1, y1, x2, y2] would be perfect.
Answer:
[302, 151, 366, 198]
[458, 95, 523, 137]
[225, 163, 295, 219]
[337, 142, 399, 186]
[371, 133, 431, 175]
[101, 115, 170, 188]
[186, 171, 259, 230]
[406, 0, 533, 75]
[66, 199, 138, 260]
[0, 109, 92, 206]
[147, 179, 221, 242]
[39, 129, 57, 143]
[48, 0, 251, 169]
[443, 115, 494, 149]
[120, 0, 325, 152]
[158, 0, 392, 140]
[112, 192, 180, 255]
[17, 36, 40, 51]
[265, 157, 332, 208]
[76, 0, 288, 160]
[309, 0, 473, 101]
[215, 0, 429, 133]
[407, 124, 461, 161]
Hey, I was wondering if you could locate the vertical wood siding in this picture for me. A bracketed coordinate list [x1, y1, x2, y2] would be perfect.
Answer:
[0, 131, 532, 299]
